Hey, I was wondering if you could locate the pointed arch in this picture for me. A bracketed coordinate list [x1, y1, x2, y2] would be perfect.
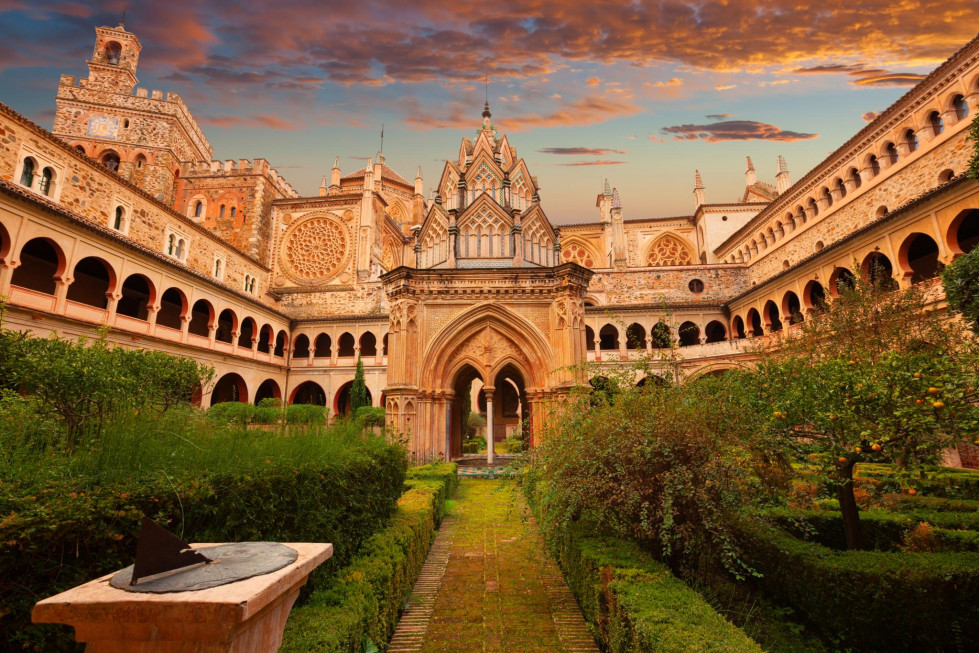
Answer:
[561, 238, 601, 267]
[645, 233, 695, 266]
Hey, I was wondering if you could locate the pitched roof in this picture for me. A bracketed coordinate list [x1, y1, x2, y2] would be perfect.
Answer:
[340, 163, 412, 187]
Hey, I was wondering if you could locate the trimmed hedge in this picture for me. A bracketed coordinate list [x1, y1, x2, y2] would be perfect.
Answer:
[1, 441, 407, 651]
[281, 462, 458, 652]
[855, 463, 979, 499]
[739, 520, 979, 652]
[525, 479, 761, 652]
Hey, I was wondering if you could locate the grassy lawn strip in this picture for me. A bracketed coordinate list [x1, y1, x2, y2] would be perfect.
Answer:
[281, 462, 458, 652]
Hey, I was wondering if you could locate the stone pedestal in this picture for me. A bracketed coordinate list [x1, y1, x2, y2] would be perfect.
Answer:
[32, 542, 332, 653]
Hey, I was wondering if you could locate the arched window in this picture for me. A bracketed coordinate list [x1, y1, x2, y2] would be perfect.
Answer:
[101, 151, 120, 172]
[869, 155, 880, 177]
[862, 252, 898, 290]
[732, 316, 746, 339]
[117, 274, 153, 320]
[293, 334, 311, 358]
[929, 111, 944, 136]
[764, 300, 782, 332]
[66, 257, 113, 309]
[805, 281, 827, 312]
[678, 321, 700, 347]
[646, 235, 693, 266]
[598, 324, 618, 351]
[704, 320, 726, 343]
[135, 154, 146, 169]
[274, 331, 287, 357]
[905, 129, 919, 153]
[821, 187, 832, 208]
[257, 324, 274, 354]
[952, 95, 969, 121]
[157, 288, 186, 329]
[585, 325, 595, 351]
[11, 238, 62, 294]
[104, 41, 122, 65]
[175, 238, 186, 260]
[314, 333, 332, 357]
[193, 201, 203, 218]
[848, 167, 861, 190]
[188, 300, 213, 337]
[360, 332, 378, 356]
[831, 267, 856, 295]
[249, 278, 256, 293]
[38, 167, 54, 196]
[835, 178, 846, 200]
[230, 207, 237, 218]
[19, 158, 36, 188]
[949, 209, 979, 254]
[113, 206, 125, 231]
[625, 323, 646, 350]
[213, 259, 223, 278]
[215, 309, 236, 343]
[338, 332, 356, 357]
[167, 234, 176, 256]
[884, 142, 898, 166]
[651, 321, 671, 348]
[784, 291, 803, 324]
[238, 317, 256, 347]
[219, 205, 226, 219]
[747, 309, 763, 337]
[901, 233, 941, 284]
[807, 197, 819, 217]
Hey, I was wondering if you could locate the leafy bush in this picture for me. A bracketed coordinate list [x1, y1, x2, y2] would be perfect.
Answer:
[281, 463, 457, 652]
[525, 475, 762, 652]
[0, 427, 407, 651]
[739, 520, 979, 652]
[355, 406, 385, 428]
[207, 401, 255, 427]
[856, 463, 979, 499]
[942, 244, 979, 334]
[531, 372, 780, 578]
[287, 404, 327, 425]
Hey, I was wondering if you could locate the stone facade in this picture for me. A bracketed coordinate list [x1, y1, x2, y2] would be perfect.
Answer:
[1, 23, 978, 460]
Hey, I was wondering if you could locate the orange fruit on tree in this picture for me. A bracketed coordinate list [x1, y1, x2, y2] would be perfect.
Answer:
[916, 399, 924, 404]
[838, 457, 848, 463]
[871, 443, 882, 452]
[927, 387, 940, 395]
[855, 447, 862, 453]
[908, 488, 918, 496]
[913, 372, 922, 379]
[933, 401, 945, 409]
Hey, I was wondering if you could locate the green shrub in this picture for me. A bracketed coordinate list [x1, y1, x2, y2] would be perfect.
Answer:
[287, 404, 327, 425]
[1, 432, 407, 651]
[934, 527, 979, 552]
[739, 520, 979, 652]
[281, 463, 457, 652]
[855, 464, 979, 499]
[355, 406, 385, 428]
[881, 492, 979, 513]
[207, 401, 255, 426]
[525, 475, 761, 652]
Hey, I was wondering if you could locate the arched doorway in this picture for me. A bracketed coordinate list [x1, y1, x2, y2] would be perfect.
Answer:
[334, 380, 371, 416]
[254, 379, 281, 405]
[211, 373, 247, 406]
[292, 381, 326, 406]
[448, 362, 527, 461]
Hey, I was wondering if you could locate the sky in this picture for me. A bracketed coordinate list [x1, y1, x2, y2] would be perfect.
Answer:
[0, 1, 976, 224]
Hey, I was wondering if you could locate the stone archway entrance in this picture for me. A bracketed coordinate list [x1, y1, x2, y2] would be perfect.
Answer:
[382, 265, 592, 462]
[449, 362, 528, 463]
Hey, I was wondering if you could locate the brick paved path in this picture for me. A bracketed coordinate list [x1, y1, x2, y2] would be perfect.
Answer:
[389, 479, 599, 653]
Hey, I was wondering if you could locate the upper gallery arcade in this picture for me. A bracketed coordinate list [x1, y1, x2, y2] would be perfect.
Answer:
[0, 21, 978, 459]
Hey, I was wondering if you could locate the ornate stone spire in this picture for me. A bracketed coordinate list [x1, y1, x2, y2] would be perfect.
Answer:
[603, 178, 612, 195]
[745, 156, 757, 186]
[776, 155, 791, 194]
[612, 187, 621, 209]
[693, 170, 706, 209]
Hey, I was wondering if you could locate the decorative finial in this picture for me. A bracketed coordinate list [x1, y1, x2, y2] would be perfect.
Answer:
[612, 187, 621, 209]
[746, 156, 755, 171]
[778, 155, 789, 173]
[416, 165, 422, 179]
[603, 178, 611, 195]
[333, 155, 340, 169]
[119, 8, 126, 29]
[694, 170, 704, 188]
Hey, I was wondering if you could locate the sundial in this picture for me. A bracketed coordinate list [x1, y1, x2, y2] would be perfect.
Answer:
[109, 517, 298, 594]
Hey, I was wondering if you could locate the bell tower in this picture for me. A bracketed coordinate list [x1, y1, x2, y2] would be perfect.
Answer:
[85, 23, 142, 94]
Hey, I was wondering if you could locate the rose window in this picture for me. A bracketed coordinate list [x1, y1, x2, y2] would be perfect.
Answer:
[562, 243, 595, 267]
[282, 216, 349, 283]
[646, 236, 693, 266]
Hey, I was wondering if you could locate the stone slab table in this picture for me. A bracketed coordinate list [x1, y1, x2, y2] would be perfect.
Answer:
[32, 542, 332, 652]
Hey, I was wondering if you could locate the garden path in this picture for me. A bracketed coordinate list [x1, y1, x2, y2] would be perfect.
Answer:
[389, 479, 599, 652]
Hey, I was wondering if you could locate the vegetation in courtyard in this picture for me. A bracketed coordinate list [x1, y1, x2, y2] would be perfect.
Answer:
[750, 274, 979, 549]
[351, 355, 369, 413]
[942, 242, 979, 334]
[0, 325, 410, 651]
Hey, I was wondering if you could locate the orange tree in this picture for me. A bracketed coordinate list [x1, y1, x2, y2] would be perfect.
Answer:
[750, 275, 979, 549]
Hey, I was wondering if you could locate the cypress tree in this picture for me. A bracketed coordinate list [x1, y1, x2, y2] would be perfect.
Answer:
[351, 355, 368, 412]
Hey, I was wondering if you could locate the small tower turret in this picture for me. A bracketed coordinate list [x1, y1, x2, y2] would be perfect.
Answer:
[693, 170, 706, 209]
[745, 156, 757, 187]
[318, 175, 327, 197]
[85, 24, 142, 94]
[329, 156, 340, 193]
[775, 155, 791, 194]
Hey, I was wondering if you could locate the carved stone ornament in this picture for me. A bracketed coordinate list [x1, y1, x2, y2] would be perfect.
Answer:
[451, 326, 521, 370]
[279, 213, 351, 285]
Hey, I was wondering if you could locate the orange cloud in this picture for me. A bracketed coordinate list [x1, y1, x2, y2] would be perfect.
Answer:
[661, 120, 818, 142]
[539, 147, 626, 155]
[555, 160, 628, 167]
[202, 114, 299, 130]
[404, 95, 642, 132]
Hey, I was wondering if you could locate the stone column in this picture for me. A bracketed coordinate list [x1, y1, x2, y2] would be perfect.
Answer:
[447, 210, 458, 267]
[484, 386, 495, 465]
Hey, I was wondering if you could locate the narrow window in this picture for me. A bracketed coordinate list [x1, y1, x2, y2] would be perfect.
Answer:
[869, 155, 880, 177]
[114, 206, 124, 230]
[885, 142, 898, 165]
[19, 158, 35, 188]
[123, 118, 130, 129]
[930, 111, 944, 136]
[219, 205, 225, 219]
[38, 167, 53, 196]
[214, 259, 222, 277]
[104, 42, 121, 65]
[249, 278, 256, 293]
[194, 201, 203, 218]
[175, 238, 186, 260]
[167, 234, 176, 256]
[230, 207, 236, 218]
[905, 129, 918, 153]
[953, 95, 969, 121]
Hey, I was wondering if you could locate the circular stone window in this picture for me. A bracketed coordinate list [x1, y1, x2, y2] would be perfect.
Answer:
[688, 279, 705, 294]
[281, 215, 350, 284]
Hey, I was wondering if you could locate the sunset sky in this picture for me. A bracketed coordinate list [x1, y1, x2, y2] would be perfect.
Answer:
[0, 1, 976, 223]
